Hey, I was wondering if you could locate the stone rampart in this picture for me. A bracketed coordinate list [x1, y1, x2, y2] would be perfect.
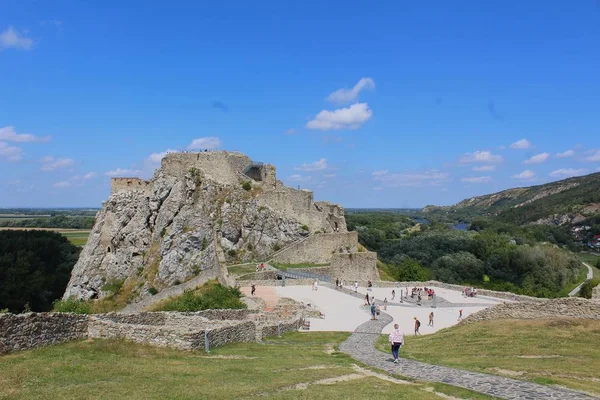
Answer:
[162, 151, 252, 185]
[0, 306, 304, 354]
[593, 285, 600, 300]
[271, 232, 358, 265]
[0, 313, 88, 354]
[462, 297, 600, 324]
[330, 251, 379, 282]
[110, 178, 152, 194]
[367, 280, 542, 303]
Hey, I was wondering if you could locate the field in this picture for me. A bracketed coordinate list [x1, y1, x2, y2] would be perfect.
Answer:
[0, 332, 494, 400]
[0, 215, 50, 221]
[0, 227, 90, 246]
[376, 318, 600, 396]
[580, 253, 600, 278]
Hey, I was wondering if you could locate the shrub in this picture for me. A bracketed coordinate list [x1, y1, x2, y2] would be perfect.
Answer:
[52, 298, 92, 314]
[148, 287, 158, 295]
[227, 249, 237, 257]
[301, 225, 309, 231]
[579, 278, 600, 299]
[161, 227, 167, 237]
[596, 258, 600, 269]
[271, 243, 282, 252]
[102, 279, 125, 296]
[242, 181, 252, 191]
[152, 281, 246, 312]
[0, 308, 9, 314]
[201, 236, 208, 251]
[136, 266, 144, 276]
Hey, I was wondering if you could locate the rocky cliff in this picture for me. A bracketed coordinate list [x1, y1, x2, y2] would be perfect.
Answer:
[64, 151, 346, 301]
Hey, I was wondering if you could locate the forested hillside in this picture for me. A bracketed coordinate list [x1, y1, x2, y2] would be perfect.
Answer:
[0, 231, 81, 313]
[423, 172, 600, 225]
[346, 212, 582, 297]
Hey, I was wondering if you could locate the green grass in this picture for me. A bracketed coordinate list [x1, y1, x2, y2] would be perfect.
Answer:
[0, 332, 496, 399]
[227, 264, 259, 277]
[557, 264, 589, 297]
[270, 262, 329, 271]
[59, 230, 90, 246]
[376, 318, 600, 396]
[150, 280, 246, 311]
[580, 253, 600, 279]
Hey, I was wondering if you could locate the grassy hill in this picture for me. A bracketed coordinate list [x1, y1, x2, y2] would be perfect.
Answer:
[423, 172, 600, 225]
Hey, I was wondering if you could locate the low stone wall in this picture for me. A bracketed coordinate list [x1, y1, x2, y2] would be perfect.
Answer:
[593, 285, 600, 300]
[462, 297, 600, 324]
[330, 251, 380, 283]
[236, 279, 315, 287]
[367, 280, 542, 303]
[271, 232, 358, 265]
[0, 313, 88, 354]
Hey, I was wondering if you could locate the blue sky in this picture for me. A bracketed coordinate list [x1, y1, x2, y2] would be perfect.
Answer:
[1, 0, 599, 208]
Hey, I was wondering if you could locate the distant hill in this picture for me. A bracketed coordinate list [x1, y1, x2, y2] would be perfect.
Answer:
[423, 172, 600, 225]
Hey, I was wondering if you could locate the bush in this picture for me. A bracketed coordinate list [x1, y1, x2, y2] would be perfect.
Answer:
[148, 287, 158, 295]
[579, 278, 600, 299]
[242, 181, 252, 191]
[52, 298, 92, 314]
[152, 281, 246, 312]
[227, 249, 237, 257]
[102, 279, 125, 296]
[301, 225, 309, 231]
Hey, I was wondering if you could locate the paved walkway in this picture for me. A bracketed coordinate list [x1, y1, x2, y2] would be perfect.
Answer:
[340, 313, 596, 400]
[569, 262, 595, 297]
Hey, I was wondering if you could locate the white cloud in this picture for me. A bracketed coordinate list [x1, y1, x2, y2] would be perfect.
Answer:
[510, 139, 532, 150]
[459, 151, 503, 164]
[286, 174, 311, 183]
[83, 172, 97, 180]
[294, 158, 327, 172]
[556, 149, 575, 158]
[0, 141, 23, 161]
[461, 176, 492, 184]
[105, 168, 142, 177]
[0, 126, 51, 142]
[512, 170, 535, 181]
[284, 128, 296, 135]
[372, 170, 389, 176]
[187, 137, 221, 150]
[549, 168, 587, 178]
[586, 150, 600, 162]
[52, 181, 71, 188]
[40, 156, 75, 171]
[523, 152, 549, 164]
[0, 26, 33, 50]
[373, 170, 450, 187]
[146, 149, 177, 164]
[323, 173, 336, 178]
[472, 165, 495, 172]
[326, 77, 375, 104]
[306, 103, 372, 131]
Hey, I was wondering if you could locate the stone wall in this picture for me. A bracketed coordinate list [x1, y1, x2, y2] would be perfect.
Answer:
[0, 313, 89, 354]
[161, 151, 252, 185]
[271, 232, 358, 265]
[368, 280, 542, 303]
[330, 251, 380, 282]
[110, 178, 152, 194]
[593, 285, 600, 300]
[462, 297, 600, 324]
[236, 279, 315, 287]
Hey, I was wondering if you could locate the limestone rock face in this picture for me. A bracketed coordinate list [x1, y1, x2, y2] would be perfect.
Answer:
[64, 151, 345, 303]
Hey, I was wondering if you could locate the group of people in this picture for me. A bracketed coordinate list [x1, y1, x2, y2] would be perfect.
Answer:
[255, 263, 266, 272]
[463, 287, 478, 297]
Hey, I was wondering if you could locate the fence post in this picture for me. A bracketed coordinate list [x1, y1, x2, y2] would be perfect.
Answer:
[205, 329, 211, 353]
[400, 289, 403, 303]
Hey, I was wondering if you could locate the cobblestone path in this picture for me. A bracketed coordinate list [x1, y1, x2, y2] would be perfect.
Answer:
[340, 313, 596, 400]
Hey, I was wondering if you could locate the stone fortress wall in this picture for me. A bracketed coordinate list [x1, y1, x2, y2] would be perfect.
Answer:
[110, 178, 152, 194]
[0, 307, 305, 355]
[271, 232, 358, 265]
[330, 251, 380, 282]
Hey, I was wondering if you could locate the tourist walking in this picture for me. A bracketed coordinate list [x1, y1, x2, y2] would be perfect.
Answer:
[391, 289, 395, 301]
[364, 293, 370, 305]
[428, 312, 434, 327]
[458, 309, 463, 321]
[414, 317, 421, 335]
[354, 281, 358, 293]
[383, 297, 388, 310]
[314, 279, 319, 291]
[388, 324, 404, 363]
[370, 302, 377, 320]
[367, 280, 372, 291]
[251, 284, 256, 296]
[417, 294, 422, 306]
[335, 278, 339, 288]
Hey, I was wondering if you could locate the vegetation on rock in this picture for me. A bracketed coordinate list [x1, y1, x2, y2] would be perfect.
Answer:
[151, 281, 246, 312]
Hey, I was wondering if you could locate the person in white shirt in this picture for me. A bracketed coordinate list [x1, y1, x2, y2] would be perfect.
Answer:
[388, 323, 404, 363]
